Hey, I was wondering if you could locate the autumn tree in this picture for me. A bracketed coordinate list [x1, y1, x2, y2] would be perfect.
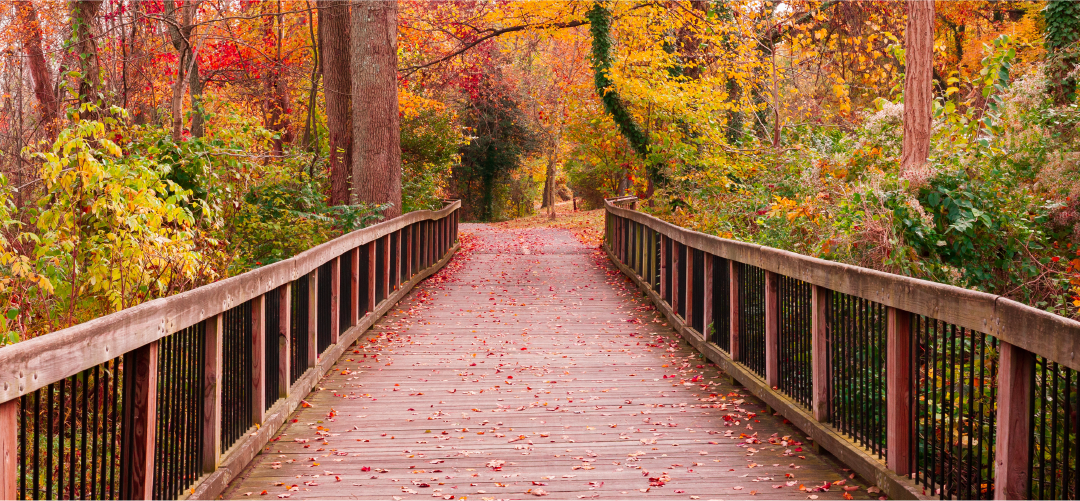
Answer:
[901, 0, 935, 186]
[319, 1, 352, 206]
[351, 0, 402, 217]
[69, 0, 102, 106]
[164, 0, 201, 140]
[1045, 0, 1080, 105]
[14, 2, 57, 127]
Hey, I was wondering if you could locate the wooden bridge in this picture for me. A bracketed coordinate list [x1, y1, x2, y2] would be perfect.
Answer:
[1, 198, 1078, 500]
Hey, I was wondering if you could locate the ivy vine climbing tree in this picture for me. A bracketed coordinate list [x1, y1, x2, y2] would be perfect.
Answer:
[1045, 0, 1080, 105]
[586, 1, 662, 191]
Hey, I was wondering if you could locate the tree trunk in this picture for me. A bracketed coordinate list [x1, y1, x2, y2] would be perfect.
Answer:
[264, 1, 291, 155]
[351, 0, 402, 218]
[1045, 0, 1080, 105]
[165, 0, 198, 141]
[16, 2, 58, 127]
[320, 1, 352, 206]
[69, 0, 103, 106]
[900, 0, 934, 186]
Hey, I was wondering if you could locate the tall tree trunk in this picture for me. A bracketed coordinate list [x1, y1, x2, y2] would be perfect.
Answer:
[264, 1, 291, 155]
[320, 1, 352, 206]
[351, 0, 402, 217]
[69, 0, 103, 106]
[165, 0, 199, 140]
[541, 137, 557, 211]
[900, 0, 934, 186]
[300, 2, 321, 156]
[16, 2, 58, 127]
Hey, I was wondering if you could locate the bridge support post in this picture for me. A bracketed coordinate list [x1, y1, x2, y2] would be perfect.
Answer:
[381, 236, 391, 301]
[121, 340, 158, 500]
[672, 242, 681, 316]
[330, 257, 340, 344]
[202, 314, 223, 473]
[366, 243, 376, 313]
[279, 284, 291, 399]
[811, 285, 831, 422]
[307, 269, 318, 366]
[350, 248, 360, 326]
[659, 235, 667, 300]
[251, 294, 265, 424]
[764, 271, 779, 388]
[994, 341, 1033, 500]
[1, 399, 16, 500]
[703, 255, 713, 342]
[886, 307, 911, 475]
[685, 248, 694, 326]
[729, 260, 740, 361]
[405, 227, 413, 280]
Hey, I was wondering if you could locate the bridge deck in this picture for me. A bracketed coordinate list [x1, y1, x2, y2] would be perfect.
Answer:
[223, 224, 874, 500]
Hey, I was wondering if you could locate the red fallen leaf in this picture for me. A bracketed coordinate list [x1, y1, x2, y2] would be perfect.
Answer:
[532, 481, 547, 486]
[843, 493, 854, 500]
[361, 466, 371, 472]
[260, 491, 268, 496]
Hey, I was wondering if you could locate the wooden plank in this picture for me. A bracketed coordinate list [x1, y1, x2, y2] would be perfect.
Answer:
[203, 314, 223, 472]
[122, 341, 158, 500]
[994, 341, 1033, 500]
[885, 307, 911, 475]
[251, 294, 265, 425]
[811, 285, 830, 422]
[730, 260, 740, 361]
[278, 284, 291, 399]
[330, 256, 340, 345]
[765, 271, 779, 388]
[307, 269, 318, 366]
[0, 399, 15, 500]
[350, 248, 360, 327]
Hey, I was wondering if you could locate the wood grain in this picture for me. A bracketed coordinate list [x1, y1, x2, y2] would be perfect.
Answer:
[0, 399, 15, 500]
[279, 284, 291, 400]
[123, 341, 158, 500]
[252, 294, 266, 425]
[765, 271, 778, 388]
[885, 307, 911, 475]
[994, 341, 1033, 500]
[203, 314, 224, 472]
[811, 286, 830, 422]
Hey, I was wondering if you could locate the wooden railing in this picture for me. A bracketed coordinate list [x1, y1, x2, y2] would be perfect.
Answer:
[0, 201, 461, 500]
[604, 197, 1080, 500]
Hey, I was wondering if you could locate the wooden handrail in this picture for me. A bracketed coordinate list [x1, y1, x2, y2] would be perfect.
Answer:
[603, 196, 1079, 501]
[0, 201, 461, 500]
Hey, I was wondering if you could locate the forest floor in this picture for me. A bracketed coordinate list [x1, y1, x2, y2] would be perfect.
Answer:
[495, 201, 605, 247]
[222, 222, 876, 500]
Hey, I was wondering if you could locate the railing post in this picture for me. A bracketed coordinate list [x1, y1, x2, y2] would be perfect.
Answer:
[307, 269, 318, 366]
[994, 342, 1034, 500]
[121, 340, 158, 500]
[703, 255, 713, 341]
[329, 256, 340, 344]
[278, 284, 291, 399]
[729, 261, 741, 361]
[366, 243, 376, 312]
[350, 248, 360, 326]
[1, 399, 16, 500]
[672, 242, 681, 315]
[202, 314, 223, 473]
[811, 285, 831, 422]
[405, 226, 413, 279]
[685, 249, 694, 326]
[389, 232, 398, 292]
[659, 235, 667, 300]
[886, 307, 912, 475]
[251, 294, 265, 424]
[381, 235, 390, 300]
[764, 271, 779, 388]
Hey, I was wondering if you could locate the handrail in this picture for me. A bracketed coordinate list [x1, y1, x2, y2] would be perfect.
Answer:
[0, 201, 461, 500]
[604, 196, 1077, 500]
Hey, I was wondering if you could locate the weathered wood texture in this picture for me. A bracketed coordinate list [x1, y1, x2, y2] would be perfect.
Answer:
[994, 342, 1033, 500]
[203, 314, 224, 472]
[122, 341, 159, 500]
[279, 284, 292, 400]
[886, 307, 911, 476]
[223, 225, 871, 500]
[252, 295, 266, 425]
[0, 400, 15, 500]
[0, 202, 460, 404]
[811, 286, 830, 422]
[605, 200, 1080, 372]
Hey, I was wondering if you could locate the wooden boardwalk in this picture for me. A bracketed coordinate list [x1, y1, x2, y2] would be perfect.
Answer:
[223, 224, 875, 500]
